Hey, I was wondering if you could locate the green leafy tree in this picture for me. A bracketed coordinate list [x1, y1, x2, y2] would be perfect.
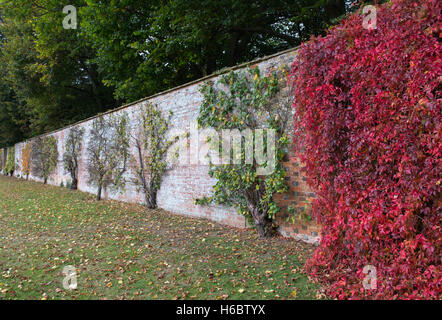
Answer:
[86, 112, 130, 200]
[63, 127, 84, 190]
[196, 67, 292, 237]
[81, 0, 350, 102]
[31, 136, 58, 184]
[130, 103, 174, 209]
[21, 142, 31, 180]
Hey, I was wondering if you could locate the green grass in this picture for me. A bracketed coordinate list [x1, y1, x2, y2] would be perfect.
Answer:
[0, 175, 321, 300]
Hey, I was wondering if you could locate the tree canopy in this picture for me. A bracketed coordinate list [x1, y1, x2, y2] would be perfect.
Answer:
[0, 0, 118, 148]
[0, 0, 357, 148]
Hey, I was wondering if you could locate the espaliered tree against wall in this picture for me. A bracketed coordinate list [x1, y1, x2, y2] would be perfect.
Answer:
[4, 146, 15, 176]
[289, 0, 441, 299]
[87, 113, 130, 201]
[130, 103, 174, 209]
[21, 143, 31, 180]
[63, 127, 85, 190]
[31, 136, 58, 184]
[196, 67, 292, 237]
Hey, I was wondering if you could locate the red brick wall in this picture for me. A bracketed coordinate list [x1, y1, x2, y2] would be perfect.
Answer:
[10, 48, 320, 244]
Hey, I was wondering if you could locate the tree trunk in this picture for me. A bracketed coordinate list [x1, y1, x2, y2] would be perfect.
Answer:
[44, 177, 47, 184]
[145, 188, 157, 209]
[249, 205, 275, 238]
[71, 176, 78, 190]
[96, 183, 102, 201]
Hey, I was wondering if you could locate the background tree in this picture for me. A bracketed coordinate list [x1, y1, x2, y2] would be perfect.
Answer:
[0, 0, 117, 146]
[21, 142, 31, 180]
[130, 103, 173, 209]
[63, 127, 85, 190]
[0, 14, 33, 147]
[31, 136, 58, 184]
[87, 113, 130, 200]
[0, 0, 363, 147]
[196, 67, 292, 237]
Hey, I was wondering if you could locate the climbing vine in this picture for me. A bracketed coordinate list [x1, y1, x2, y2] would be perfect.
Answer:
[0, 149, 3, 172]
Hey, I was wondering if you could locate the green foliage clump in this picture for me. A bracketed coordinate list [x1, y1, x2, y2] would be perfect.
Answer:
[196, 67, 292, 237]
[287, 202, 313, 224]
[80, 0, 350, 102]
[0, 149, 3, 172]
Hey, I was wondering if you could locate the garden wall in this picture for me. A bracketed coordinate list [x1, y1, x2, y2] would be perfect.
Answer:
[4, 47, 320, 244]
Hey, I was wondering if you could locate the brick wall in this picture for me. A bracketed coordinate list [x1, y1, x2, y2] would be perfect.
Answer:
[8, 47, 320, 244]
[274, 155, 320, 244]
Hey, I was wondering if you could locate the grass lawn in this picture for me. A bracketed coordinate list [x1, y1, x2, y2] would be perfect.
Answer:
[0, 175, 321, 300]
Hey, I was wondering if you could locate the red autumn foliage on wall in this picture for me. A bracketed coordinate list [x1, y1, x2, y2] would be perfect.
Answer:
[289, 0, 441, 299]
